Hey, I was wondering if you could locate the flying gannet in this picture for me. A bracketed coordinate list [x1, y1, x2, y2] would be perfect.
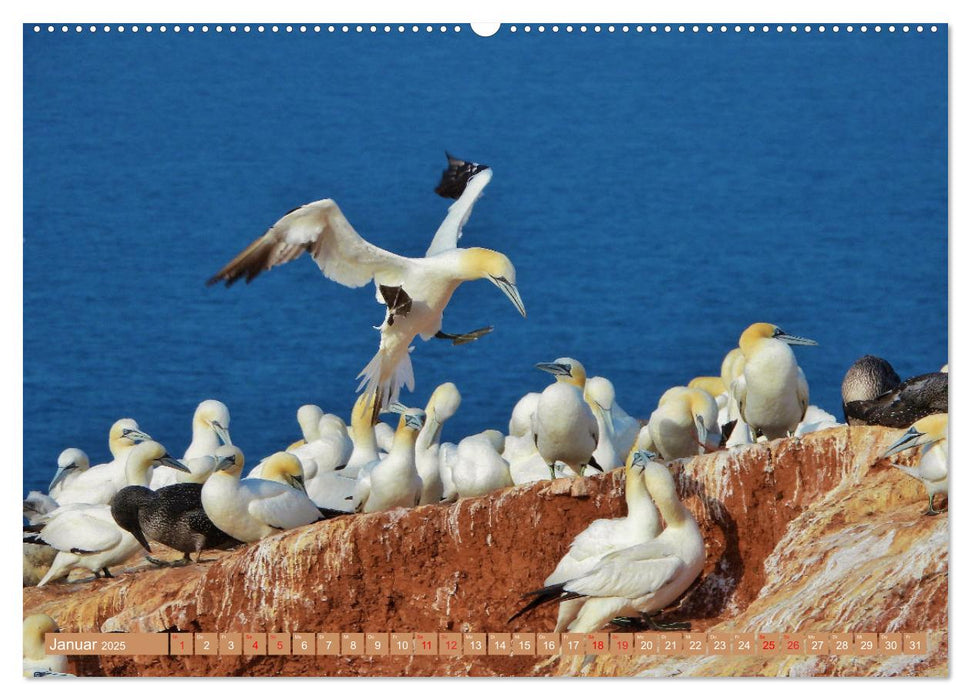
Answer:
[732, 323, 817, 440]
[647, 386, 721, 461]
[110, 441, 238, 566]
[354, 406, 425, 513]
[23, 614, 68, 677]
[416, 382, 462, 504]
[50, 419, 152, 506]
[532, 358, 601, 478]
[201, 448, 327, 543]
[510, 452, 705, 632]
[208, 154, 526, 419]
[881, 413, 948, 515]
[542, 435, 662, 632]
[842, 356, 948, 428]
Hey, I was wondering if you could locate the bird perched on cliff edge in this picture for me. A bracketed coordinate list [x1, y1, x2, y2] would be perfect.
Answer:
[881, 413, 948, 515]
[842, 355, 947, 428]
[207, 154, 526, 420]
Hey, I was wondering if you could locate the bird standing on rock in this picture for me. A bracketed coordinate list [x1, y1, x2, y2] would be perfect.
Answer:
[208, 154, 526, 419]
[531, 358, 601, 478]
[881, 413, 948, 515]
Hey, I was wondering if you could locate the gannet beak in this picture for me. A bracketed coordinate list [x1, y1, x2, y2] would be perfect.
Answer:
[882, 427, 923, 458]
[122, 428, 153, 443]
[210, 420, 232, 446]
[48, 465, 76, 491]
[215, 454, 237, 472]
[535, 362, 572, 377]
[631, 450, 656, 470]
[288, 473, 308, 494]
[491, 276, 527, 318]
[405, 412, 426, 431]
[157, 454, 192, 472]
[775, 331, 818, 347]
[387, 402, 409, 416]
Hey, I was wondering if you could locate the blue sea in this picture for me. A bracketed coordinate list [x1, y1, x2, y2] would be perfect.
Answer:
[23, 24, 947, 495]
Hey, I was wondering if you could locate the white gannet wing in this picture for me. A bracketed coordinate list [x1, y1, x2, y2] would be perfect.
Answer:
[566, 543, 683, 600]
[425, 169, 493, 257]
[245, 481, 321, 530]
[796, 366, 810, 422]
[730, 374, 748, 423]
[39, 508, 123, 553]
[209, 199, 408, 289]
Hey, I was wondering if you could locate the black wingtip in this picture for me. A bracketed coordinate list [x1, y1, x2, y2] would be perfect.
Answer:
[435, 153, 490, 200]
[507, 582, 572, 624]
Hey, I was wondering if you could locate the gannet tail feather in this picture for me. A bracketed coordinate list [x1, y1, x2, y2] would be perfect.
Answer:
[356, 347, 416, 422]
[507, 582, 584, 623]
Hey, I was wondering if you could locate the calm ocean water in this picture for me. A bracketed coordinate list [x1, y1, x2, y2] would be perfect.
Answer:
[23, 25, 947, 495]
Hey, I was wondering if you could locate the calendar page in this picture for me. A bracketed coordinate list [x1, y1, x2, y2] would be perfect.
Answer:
[22, 20, 947, 679]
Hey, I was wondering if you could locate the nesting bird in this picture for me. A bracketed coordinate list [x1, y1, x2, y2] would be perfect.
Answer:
[647, 387, 720, 460]
[531, 358, 601, 478]
[450, 430, 513, 499]
[354, 406, 426, 513]
[732, 322, 817, 440]
[510, 452, 705, 632]
[48, 448, 90, 501]
[110, 441, 238, 566]
[201, 448, 326, 543]
[208, 154, 526, 418]
[881, 413, 948, 515]
[842, 355, 948, 428]
[584, 376, 640, 471]
[23, 614, 68, 677]
[415, 382, 463, 504]
[151, 400, 232, 488]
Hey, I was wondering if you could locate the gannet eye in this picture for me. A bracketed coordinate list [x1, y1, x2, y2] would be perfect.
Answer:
[772, 327, 786, 338]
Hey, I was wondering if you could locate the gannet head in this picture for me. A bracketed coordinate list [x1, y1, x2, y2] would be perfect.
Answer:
[739, 323, 818, 356]
[351, 392, 379, 430]
[213, 445, 245, 478]
[882, 413, 948, 458]
[49, 448, 90, 490]
[625, 425, 655, 466]
[193, 399, 232, 445]
[125, 440, 190, 486]
[630, 449, 660, 473]
[297, 404, 325, 442]
[720, 347, 746, 387]
[427, 382, 462, 424]
[535, 357, 587, 388]
[261, 452, 308, 492]
[109, 419, 152, 456]
[317, 414, 348, 440]
[390, 404, 427, 433]
[688, 376, 727, 397]
[464, 248, 526, 318]
[584, 376, 616, 411]
[657, 385, 688, 407]
[841, 355, 901, 404]
[687, 388, 719, 450]
[23, 614, 59, 658]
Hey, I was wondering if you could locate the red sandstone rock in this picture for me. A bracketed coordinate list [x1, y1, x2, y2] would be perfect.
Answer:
[23, 426, 947, 677]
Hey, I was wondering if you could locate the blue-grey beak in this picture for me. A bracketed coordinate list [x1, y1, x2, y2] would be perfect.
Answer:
[122, 427, 153, 443]
[490, 275, 526, 318]
[774, 329, 818, 347]
[536, 362, 572, 377]
[215, 454, 237, 472]
[155, 454, 191, 472]
[210, 420, 232, 446]
[405, 412, 426, 431]
[631, 450, 657, 469]
[49, 464, 77, 491]
[882, 427, 923, 458]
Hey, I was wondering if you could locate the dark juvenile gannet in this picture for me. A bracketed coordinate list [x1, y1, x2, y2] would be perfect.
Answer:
[732, 322, 817, 440]
[510, 452, 704, 632]
[842, 355, 947, 428]
[110, 441, 239, 566]
[881, 413, 948, 515]
[23, 614, 68, 677]
[208, 154, 526, 419]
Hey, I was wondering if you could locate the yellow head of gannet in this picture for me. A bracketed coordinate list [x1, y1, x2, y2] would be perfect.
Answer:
[739, 322, 818, 356]
[125, 441, 190, 487]
[426, 381, 462, 424]
[213, 445, 246, 478]
[23, 614, 68, 677]
[289, 404, 325, 449]
[108, 419, 152, 458]
[882, 413, 948, 458]
[688, 376, 726, 397]
[535, 357, 587, 388]
[881, 413, 948, 515]
[259, 452, 309, 493]
[458, 248, 527, 318]
[389, 404, 427, 446]
[191, 399, 232, 446]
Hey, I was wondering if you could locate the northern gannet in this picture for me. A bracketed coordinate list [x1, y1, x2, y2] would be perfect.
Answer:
[508, 392, 541, 438]
[451, 430, 513, 498]
[416, 382, 462, 504]
[48, 448, 90, 500]
[51, 419, 152, 506]
[375, 422, 396, 454]
[584, 376, 640, 471]
[151, 400, 232, 488]
[511, 453, 705, 632]
[345, 393, 382, 474]
[287, 404, 325, 449]
[647, 386, 720, 460]
[732, 323, 817, 440]
[532, 358, 601, 478]
[354, 407, 425, 513]
[842, 356, 948, 428]
[110, 441, 238, 566]
[23, 614, 68, 677]
[881, 413, 948, 515]
[542, 439, 662, 632]
[201, 448, 326, 543]
[208, 154, 526, 418]
[29, 502, 144, 586]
